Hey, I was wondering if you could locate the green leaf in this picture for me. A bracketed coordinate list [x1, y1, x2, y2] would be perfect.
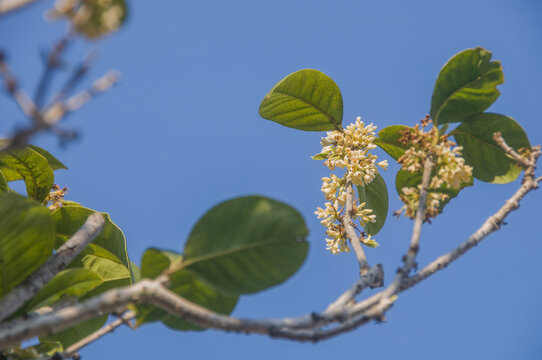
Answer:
[451, 113, 531, 183]
[17, 269, 103, 315]
[183, 196, 308, 295]
[130, 261, 141, 282]
[52, 205, 132, 300]
[28, 145, 68, 170]
[0, 193, 55, 298]
[311, 152, 329, 160]
[137, 248, 237, 331]
[430, 47, 504, 125]
[0, 170, 7, 193]
[53, 205, 131, 271]
[0, 147, 54, 201]
[375, 125, 411, 160]
[41, 314, 108, 348]
[259, 69, 343, 131]
[357, 172, 388, 235]
[395, 169, 473, 215]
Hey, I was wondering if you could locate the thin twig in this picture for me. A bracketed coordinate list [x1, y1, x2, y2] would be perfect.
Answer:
[34, 33, 73, 108]
[61, 311, 136, 359]
[0, 213, 105, 322]
[0, 53, 39, 119]
[323, 264, 383, 316]
[342, 179, 369, 274]
[360, 155, 434, 320]
[492, 132, 535, 168]
[44, 51, 97, 109]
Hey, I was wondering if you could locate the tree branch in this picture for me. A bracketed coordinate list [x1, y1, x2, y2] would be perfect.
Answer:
[342, 179, 369, 274]
[353, 155, 434, 321]
[0, 213, 105, 322]
[0, 145, 538, 348]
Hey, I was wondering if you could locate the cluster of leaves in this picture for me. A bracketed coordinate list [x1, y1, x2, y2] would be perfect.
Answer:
[0, 156, 309, 357]
[377, 47, 531, 214]
[259, 47, 531, 237]
[0, 145, 133, 357]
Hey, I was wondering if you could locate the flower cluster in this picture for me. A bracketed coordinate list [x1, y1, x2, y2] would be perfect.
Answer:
[315, 117, 387, 254]
[46, 184, 69, 211]
[396, 116, 473, 220]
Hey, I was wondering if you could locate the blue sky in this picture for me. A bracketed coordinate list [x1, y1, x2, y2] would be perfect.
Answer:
[1, 0, 541, 359]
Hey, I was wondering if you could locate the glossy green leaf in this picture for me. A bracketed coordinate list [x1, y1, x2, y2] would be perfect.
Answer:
[375, 125, 411, 160]
[259, 69, 343, 131]
[52, 205, 132, 300]
[430, 47, 504, 125]
[16, 269, 102, 316]
[183, 196, 308, 295]
[28, 145, 68, 170]
[357, 172, 388, 235]
[0, 193, 55, 298]
[137, 248, 238, 331]
[41, 314, 108, 348]
[451, 113, 531, 183]
[395, 169, 473, 215]
[0, 147, 54, 201]
[53, 205, 131, 271]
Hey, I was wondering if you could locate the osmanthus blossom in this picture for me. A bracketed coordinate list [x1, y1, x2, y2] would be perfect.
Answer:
[315, 117, 387, 254]
[396, 118, 473, 220]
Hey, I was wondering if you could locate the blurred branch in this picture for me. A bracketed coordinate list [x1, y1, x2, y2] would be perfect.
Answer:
[0, 0, 41, 15]
[0, 47, 120, 152]
[34, 33, 73, 108]
[0, 52, 40, 118]
[0, 213, 105, 322]
[44, 51, 96, 108]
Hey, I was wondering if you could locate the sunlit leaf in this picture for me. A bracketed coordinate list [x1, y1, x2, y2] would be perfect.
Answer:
[28, 145, 68, 170]
[375, 125, 411, 160]
[53, 205, 131, 271]
[0, 147, 54, 201]
[0, 193, 55, 298]
[17, 269, 103, 315]
[259, 69, 343, 131]
[430, 47, 503, 125]
[52, 205, 132, 300]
